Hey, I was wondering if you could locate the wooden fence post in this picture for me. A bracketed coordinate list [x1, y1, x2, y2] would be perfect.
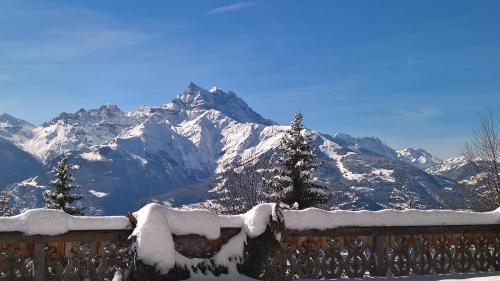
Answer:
[373, 234, 386, 276]
[34, 239, 46, 281]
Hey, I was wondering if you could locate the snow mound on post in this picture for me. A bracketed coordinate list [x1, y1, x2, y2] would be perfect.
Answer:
[0, 208, 130, 235]
[131, 203, 275, 274]
[212, 204, 276, 267]
[242, 203, 274, 237]
[132, 204, 175, 273]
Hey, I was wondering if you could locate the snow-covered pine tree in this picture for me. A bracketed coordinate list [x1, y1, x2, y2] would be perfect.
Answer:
[43, 152, 84, 215]
[274, 112, 330, 209]
[0, 191, 13, 216]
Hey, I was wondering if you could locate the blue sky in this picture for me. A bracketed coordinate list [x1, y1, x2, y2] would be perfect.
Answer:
[0, 1, 499, 159]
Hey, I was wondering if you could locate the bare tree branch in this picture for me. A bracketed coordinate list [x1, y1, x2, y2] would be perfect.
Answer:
[206, 161, 274, 215]
[463, 107, 500, 209]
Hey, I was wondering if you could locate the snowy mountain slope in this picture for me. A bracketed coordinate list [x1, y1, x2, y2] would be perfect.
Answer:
[0, 113, 35, 143]
[20, 105, 140, 162]
[0, 83, 487, 214]
[426, 156, 482, 188]
[314, 135, 478, 210]
[331, 134, 443, 170]
[427, 156, 467, 175]
[0, 114, 44, 186]
[332, 133, 398, 159]
[396, 148, 442, 170]
[0, 138, 44, 187]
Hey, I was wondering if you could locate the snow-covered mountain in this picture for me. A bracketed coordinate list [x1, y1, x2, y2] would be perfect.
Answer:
[0, 115, 43, 187]
[396, 148, 442, 170]
[20, 104, 138, 162]
[0, 113, 35, 143]
[332, 133, 398, 159]
[426, 156, 481, 187]
[0, 83, 487, 214]
[0, 138, 43, 187]
[328, 135, 442, 170]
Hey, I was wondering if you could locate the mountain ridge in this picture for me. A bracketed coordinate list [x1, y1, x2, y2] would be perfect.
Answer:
[0, 83, 485, 214]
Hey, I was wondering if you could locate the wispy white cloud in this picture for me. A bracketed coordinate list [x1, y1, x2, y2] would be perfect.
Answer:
[5, 29, 151, 62]
[206, 2, 256, 15]
[395, 106, 443, 120]
[0, 74, 10, 81]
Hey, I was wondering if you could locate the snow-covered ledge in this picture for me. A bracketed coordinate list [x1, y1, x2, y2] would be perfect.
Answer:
[0, 208, 130, 235]
[283, 207, 500, 230]
[1, 205, 500, 280]
[1, 206, 499, 237]
[129, 203, 500, 278]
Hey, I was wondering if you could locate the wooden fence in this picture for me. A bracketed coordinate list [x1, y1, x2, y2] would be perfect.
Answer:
[0, 230, 130, 281]
[261, 225, 500, 280]
[1, 224, 500, 280]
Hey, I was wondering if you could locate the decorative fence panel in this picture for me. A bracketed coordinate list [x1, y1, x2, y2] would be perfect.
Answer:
[173, 228, 241, 259]
[261, 225, 500, 280]
[0, 230, 130, 281]
[0, 224, 499, 280]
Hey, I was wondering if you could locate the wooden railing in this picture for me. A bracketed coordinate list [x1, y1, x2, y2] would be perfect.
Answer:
[261, 224, 500, 280]
[173, 228, 241, 259]
[1, 224, 500, 280]
[0, 230, 130, 281]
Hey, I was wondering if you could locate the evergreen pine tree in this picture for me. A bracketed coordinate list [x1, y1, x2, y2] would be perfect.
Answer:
[43, 152, 85, 215]
[0, 191, 13, 217]
[274, 112, 330, 209]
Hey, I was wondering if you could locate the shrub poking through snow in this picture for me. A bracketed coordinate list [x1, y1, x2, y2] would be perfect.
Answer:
[43, 152, 85, 215]
[273, 112, 330, 210]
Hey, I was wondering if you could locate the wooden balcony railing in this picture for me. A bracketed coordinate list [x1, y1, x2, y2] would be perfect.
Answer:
[0, 230, 130, 281]
[0, 221, 499, 280]
[259, 224, 500, 280]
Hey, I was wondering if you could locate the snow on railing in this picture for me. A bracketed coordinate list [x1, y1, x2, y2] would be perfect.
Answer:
[0, 208, 130, 235]
[0, 209, 131, 281]
[1, 204, 500, 280]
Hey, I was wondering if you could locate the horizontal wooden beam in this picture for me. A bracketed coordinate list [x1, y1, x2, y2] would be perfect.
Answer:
[0, 229, 132, 243]
[284, 224, 500, 237]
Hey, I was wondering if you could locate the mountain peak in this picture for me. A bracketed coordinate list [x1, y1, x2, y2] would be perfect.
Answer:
[0, 113, 15, 119]
[50, 104, 124, 124]
[172, 82, 273, 125]
[332, 133, 397, 158]
[0, 113, 33, 127]
[397, 147, 441, 169]
[97, 104, 123, 115]
[187, 81, 203, 91]
[209, 86, 219, 93]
